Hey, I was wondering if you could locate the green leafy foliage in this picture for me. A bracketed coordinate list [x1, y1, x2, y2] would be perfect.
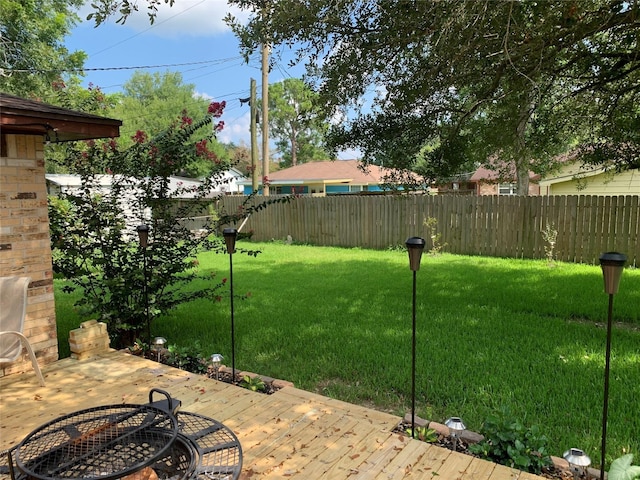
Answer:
[469, 410, 552, 474]
[51, 103, 294, 347]
[263, 78, 333, 167]
[0, 0, 86, 97]
[423, 217, 447, 255]
[240, 375, 266, 392]
[166, 342, 209, 374]
[406, 426, 438, 443]
[228, 0, 640, 186]
[609, 455, 640, 480]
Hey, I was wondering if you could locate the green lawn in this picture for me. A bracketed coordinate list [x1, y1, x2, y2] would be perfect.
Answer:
[54, 241, 640, 468]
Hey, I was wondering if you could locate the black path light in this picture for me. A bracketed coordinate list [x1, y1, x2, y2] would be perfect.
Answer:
[598, 252, 626, 480]
[406, 236, 426, 439]
[223, 228, 239, 384]
[136, 224, 151, 349]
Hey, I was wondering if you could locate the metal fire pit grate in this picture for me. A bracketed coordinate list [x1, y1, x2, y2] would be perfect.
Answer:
[1, 390, 242, 480]
[174, 411, 242, 479]
[15, 404, 178, 480]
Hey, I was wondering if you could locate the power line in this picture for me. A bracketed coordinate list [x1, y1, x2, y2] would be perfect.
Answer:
[6, 58, 243, 74]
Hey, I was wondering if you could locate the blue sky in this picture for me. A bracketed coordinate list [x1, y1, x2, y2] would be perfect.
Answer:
[64, 0, 309, 149]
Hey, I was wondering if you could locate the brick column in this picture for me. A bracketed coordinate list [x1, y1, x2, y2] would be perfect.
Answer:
[1, 134, 58, 377]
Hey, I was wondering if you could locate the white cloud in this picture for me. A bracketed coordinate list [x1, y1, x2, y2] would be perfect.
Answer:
[79, 0, 251, 38]
[218, 110, 251, 145]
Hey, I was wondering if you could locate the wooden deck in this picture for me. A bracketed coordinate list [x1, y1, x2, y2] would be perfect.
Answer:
[0, 351, 544, 479]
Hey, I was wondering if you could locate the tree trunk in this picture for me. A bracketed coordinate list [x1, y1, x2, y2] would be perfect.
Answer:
[514, 92, 536, 195]
[290, 127, 298, 166]
[516, 161, 530, 195]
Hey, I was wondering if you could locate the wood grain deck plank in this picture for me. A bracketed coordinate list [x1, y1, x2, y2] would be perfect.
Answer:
[372, 438, 433, 479]
[488, 464, 522, 479]
[351, 432, 412, 479]
[245, 414, 359, 476]
[0, 352, 548, 480]
[425, 450, 475, 480]
[291, 421, 382, 478]
[459, 457, 498, 479]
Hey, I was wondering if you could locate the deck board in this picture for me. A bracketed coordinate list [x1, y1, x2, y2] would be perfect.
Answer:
[0, 351, 547, 479]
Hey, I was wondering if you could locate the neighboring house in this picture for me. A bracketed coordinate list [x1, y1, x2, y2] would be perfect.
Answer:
[0, 93, 121, 377]
[539, 163, 640, 195]
[240, 160, 420, 195]
[212, 167, 247, 195]
[46, 174, 220, 237]
[46, 174, 205, 198]
[431, 171, 476, 195]
[470, 166, 540, 196]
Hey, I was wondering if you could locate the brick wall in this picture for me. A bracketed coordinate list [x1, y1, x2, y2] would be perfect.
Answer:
[1, 134, 58, 377]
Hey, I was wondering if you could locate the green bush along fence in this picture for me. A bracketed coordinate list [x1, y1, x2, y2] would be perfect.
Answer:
[215, 195, 640, 266]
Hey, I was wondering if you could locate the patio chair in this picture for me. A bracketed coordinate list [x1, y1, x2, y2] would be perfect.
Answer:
[0, 276, 46, 386]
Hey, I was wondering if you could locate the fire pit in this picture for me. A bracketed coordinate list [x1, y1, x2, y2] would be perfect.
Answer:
[3, 389, 242, 480]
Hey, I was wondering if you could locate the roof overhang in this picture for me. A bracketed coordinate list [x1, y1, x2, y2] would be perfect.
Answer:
[1, 93, 122, 142]
[539, 166, 607, 186]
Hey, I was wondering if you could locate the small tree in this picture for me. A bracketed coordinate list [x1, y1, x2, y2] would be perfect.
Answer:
[52, 103, 291, 347]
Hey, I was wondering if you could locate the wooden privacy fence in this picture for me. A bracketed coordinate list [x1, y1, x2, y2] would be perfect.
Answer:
[217, 195, 640, 266]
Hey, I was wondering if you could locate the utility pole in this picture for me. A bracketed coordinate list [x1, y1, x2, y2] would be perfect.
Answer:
[261, 44, 270, 196]
[250, 78, 259, 194]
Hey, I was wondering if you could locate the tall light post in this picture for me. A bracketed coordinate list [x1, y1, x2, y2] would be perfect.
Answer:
[136, 224, 151, 349]
[406, 236, 425, 439]
[223, 228, 238, 383]
[598, 252, 626, 480]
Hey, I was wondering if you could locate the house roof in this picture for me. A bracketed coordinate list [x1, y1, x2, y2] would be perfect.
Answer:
[258, 160, 399, 185]
[1, 93, 122, 142]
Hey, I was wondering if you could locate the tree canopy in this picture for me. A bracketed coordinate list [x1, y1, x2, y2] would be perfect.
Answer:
[110, 71, 232, 178]
[227, 0, 640, 192]
[0, 0, 86, 98]
[262, 78, 332, 167]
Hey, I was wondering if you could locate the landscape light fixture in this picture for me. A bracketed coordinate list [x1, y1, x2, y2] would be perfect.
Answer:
[153, 337, 167, 363]
[598, 252, 626, 480]
[136, 224, 151, 349]
[136, 224, 149, 248]
[445, 417, 466, 452]
[563, 448, 591, 480]
[405, 236, 425, 439]
[223, 228, 238, 383]
[223, 228, 238, 255]
[211, 353, 224, 381]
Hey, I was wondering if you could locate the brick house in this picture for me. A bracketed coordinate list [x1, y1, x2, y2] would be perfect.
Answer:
[470, 166, 541, 196]
[0, 93, 121, 377]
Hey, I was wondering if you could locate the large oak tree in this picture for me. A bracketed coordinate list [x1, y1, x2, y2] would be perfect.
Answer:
[225, 0, 640, 192]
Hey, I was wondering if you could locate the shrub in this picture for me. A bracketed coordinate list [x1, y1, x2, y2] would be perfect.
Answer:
[52, 105, 292, 348]
[469, 410, 552, 474]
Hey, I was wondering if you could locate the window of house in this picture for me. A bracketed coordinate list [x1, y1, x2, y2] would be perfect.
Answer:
[498, 183, 518, 195]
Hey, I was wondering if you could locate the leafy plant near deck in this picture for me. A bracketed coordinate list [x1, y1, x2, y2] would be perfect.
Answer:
[609, 454, 640, 480]
[406, 426, 438, 443]
[469, 410, 552, 474]
[240, 375, 266, 392]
